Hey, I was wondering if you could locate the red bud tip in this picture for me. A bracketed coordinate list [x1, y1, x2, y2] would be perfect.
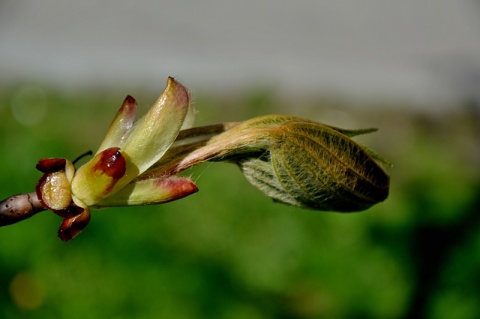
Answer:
[36, 158, 67, 173]
[92, 147, 126, 180]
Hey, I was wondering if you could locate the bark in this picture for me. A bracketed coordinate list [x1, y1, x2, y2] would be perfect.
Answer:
[0, 192, 46, 226]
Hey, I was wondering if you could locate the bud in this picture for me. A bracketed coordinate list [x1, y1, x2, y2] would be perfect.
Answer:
[31, 77, 197, 241]
[1, 80, 390, 241]
[237, 119, 389, 211]
[177, 115, 389, 212]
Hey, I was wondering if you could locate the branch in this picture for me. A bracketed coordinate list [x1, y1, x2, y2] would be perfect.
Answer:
[0, 192, 46, 226]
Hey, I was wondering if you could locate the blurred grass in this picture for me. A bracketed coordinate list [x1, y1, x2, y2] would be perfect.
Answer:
[1, 83, 479, 319]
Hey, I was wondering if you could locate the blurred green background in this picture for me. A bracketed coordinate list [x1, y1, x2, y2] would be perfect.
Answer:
[1, 83, 479, 319]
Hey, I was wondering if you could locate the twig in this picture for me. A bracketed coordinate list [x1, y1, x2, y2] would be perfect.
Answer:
[0, 192, 46, 226]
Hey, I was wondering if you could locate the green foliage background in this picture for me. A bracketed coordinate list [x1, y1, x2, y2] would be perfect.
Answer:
[1, 84, 479, 318]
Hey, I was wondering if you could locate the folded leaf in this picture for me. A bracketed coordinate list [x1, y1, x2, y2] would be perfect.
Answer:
[95, 176, 198, 206]
[97, 95, 140, 153]
[122, 77, 190, 176]
[71, 147, 127, 205]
